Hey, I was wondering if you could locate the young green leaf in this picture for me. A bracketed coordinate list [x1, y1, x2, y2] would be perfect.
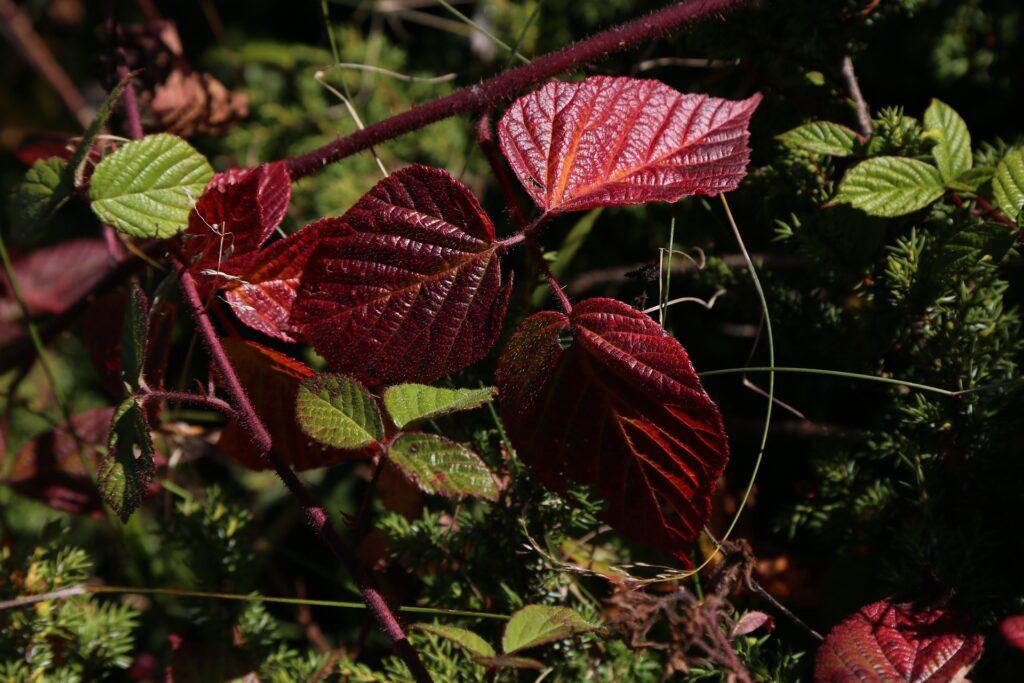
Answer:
[946, 165, 993, 193]
[832, 157, 944, 217]
[413, 624, 496, 657]
[382, 384, 495, 429]
[11, 76, 130, 244]
[387, 433, 499, 501]
[992, 148, 1024, 223]
[120, 284, 149, 392]
[99, 398, 156, 522]
[295, 374, 383, 449]
[776, 121, 858, 157]
[501, 605, 594, 654]
[924, 99, 972, 183]
[89, 134, 213, 238]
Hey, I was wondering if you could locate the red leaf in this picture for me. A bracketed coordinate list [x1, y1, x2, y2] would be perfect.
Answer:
[496, 297, 729, 561]
[291, 165, 510, 386]
[1001, 615, 1024, 652]
[498, 77, 761, 214]
[222, 220, 325, 342]
[179, 161, 291, 287]
[217, 338, 373, 470]
[2, 238, 109, 315]
[814, 598, 985, 682]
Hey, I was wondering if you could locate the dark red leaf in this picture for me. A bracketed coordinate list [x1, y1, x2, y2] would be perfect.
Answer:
[222, 221, 325, 342]
[15, 133, 76, 165]
[179, 161, 291, 287]
[1001, 615, 1024, 652]
[291, 165, 510, 386]
[496, 297, 729, 561]
[2, 238, 109, 315]
[814, 598, 985, 682]
[217, 338, 373, 470]
[498, 76, 761, 214]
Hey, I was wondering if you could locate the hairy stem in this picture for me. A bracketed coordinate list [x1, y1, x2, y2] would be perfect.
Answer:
[840, 53, 872, 137]
[284, 0, 754, 178]
[175, 262, 432, 681]
[140, 390, 233, 415]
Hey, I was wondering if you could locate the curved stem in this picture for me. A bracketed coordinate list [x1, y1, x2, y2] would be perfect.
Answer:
[175, 261, 432, 682]
[283, 0, 755, 178]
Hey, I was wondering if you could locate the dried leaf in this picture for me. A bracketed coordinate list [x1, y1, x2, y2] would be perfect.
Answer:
[497, 297, 729, 561]
[291, 165, 510, 386]
[217, 339, 373, 471]
[814, 598, 985, 682]
[498, 76, 761, 214]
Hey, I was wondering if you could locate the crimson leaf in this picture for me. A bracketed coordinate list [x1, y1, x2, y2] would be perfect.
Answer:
[217, 339, 375, 471]
[496, 297, 729, 561]
[179, 161, 291, 289]
[814, 598, 985, 682]
[1001, 615, 1024, 652]
[291, 165, 510, 386]
[2, 238, 109, 315]
[498, 76, 761, 214]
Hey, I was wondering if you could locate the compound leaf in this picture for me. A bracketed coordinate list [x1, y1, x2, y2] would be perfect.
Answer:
[497, 298, 730, 561]
[833, 157, 944, 217]
[502, 605, 594, 654]
[382, 384, 495, 429]
[90, 134, 213, 238]
[814, 598, 984, 682]
[295, 374, 383, 449]
[387, 433, 499, 501]
[776, 121, 859, 157]
[291, 165, 510, 386]
[498, 76, 761, 214]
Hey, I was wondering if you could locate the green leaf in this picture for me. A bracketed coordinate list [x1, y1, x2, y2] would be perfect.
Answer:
[501, 605, 594, 654]
[99, 398, 156, 522]
[473, 655, 545, 670]
[382, 384, 495, 429]
[13, 158, 70, 242]
[11, 76, 130, 244]
[387, 433, 499, 501]
[947, 166, 993, 193]
[992, 148, 1024, 223]
[924, 99, 972, 183]
[89, 134, 213, 238]
[776, 121, 859, 157]
[295, 374, 383, 449]
[832, 157, 944, 217]
[414, 624, 495, 657]
[120, 284, 149, 392]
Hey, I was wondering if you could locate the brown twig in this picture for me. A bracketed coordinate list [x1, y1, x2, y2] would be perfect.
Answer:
[840, 54, 872, 137]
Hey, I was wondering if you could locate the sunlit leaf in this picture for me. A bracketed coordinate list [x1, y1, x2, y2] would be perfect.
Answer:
[776, 121, 858, 157]
[814, 597, 984, 682]
[387, 433, 499, 501]
[992, 148, 1024, 223]
[924, 99, 972, 183]
[291, 165, 510, 386]
[498, 76, 761, 214]
[497, 298, 729, 561]
[502, 605, 594, 654]
[295, 373, 383, 449]
[382, 384, 495, 429]
[90, 134, 213, 238]
[832, 157, 944, 217]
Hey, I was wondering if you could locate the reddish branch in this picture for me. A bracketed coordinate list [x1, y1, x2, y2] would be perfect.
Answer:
[174, 260, 432, 682]
[284, 0, 755, 178]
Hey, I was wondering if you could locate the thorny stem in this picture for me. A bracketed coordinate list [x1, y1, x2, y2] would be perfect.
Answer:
[840, 54, 872, 137]
[139, 390, 233, 415]
[529, 240, 573, 314]
[174, 260, 433, 682]
[283, 0, 756, 178]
